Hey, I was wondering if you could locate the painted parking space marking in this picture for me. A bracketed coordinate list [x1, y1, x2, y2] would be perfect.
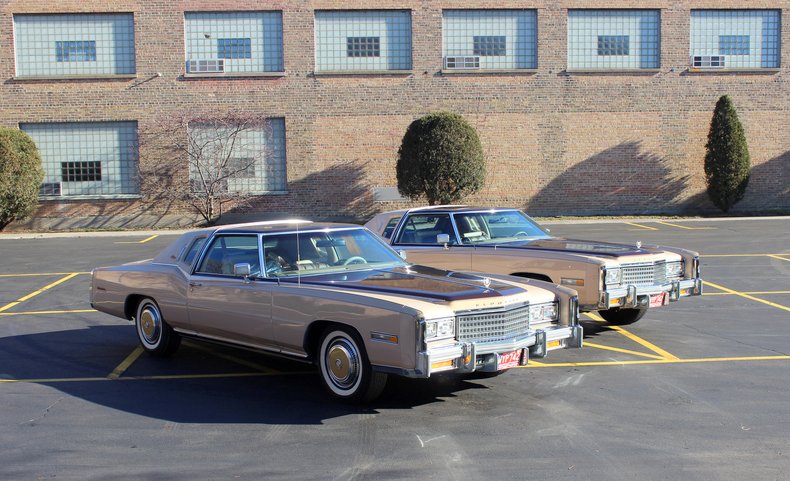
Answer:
[655, 221, 716, 230]
[113, 235, 159, 245]
[703, 280, 790, 313]
[523, 355, 790, 368]
[584, 342, 666, 360]
[0, 272, 91, 277]
[585, 312, 679, 360]
[0, 273, 80, 313]
[107, 346, 144, 380]
[703, 291, 790, 297]
[0, 309, 97, 317]
[623, 222, 658, 231]
[1, 371, 313, 384]
[768, 254, 790, 263]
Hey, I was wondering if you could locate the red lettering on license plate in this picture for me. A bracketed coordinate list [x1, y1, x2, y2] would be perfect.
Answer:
[649, 293, 667, 308]
[499, 350, 522, 370]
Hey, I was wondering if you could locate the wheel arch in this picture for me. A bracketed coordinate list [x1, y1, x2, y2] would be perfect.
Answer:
[124, 294, 147, 321]
[511, 272, 554, 283]
[304, 320, 364, 363]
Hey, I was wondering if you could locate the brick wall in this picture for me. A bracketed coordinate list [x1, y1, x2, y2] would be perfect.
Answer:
[1, 1, 788, 227]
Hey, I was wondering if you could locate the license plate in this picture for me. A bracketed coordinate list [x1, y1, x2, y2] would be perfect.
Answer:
[649, 292, 667, 308]
[498, 349, 524, 370]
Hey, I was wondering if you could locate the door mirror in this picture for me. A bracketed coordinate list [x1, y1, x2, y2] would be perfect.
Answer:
[233, 263, 251, 277]
[436, 234, 450, 246]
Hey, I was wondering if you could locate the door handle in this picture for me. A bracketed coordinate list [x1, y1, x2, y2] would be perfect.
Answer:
[189, 281, 203, 288]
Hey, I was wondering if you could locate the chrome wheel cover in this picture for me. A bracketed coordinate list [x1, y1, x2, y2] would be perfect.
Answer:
[325, 337, 360, 390]
[139, 304, 161, 345]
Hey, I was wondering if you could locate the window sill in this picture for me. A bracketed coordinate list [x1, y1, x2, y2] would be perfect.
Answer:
[39, 194, 141, 201]
[686, 68, 781, 74]
[12, 74, 138, 81]
[564, 69, 661, 74]
[312, 70, 413, 76]
[182, 71, 286, 79]
[440, 68, 537, 75]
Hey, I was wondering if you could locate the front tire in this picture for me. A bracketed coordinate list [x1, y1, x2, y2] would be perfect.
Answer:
[135, 298, 180, 356]
[318, 327, 387, 403]
[598, 306, 648, 325]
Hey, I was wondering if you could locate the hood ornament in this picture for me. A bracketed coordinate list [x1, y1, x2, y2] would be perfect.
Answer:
[636, 241, 642, 249]
[482, 277, 491, 288]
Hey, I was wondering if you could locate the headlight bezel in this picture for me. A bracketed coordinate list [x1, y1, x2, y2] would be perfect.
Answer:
[529, 301, 559, 323]
[666, 260, 684, 279]
[604, 266, 622, 287]
[424, 316, 457, 341]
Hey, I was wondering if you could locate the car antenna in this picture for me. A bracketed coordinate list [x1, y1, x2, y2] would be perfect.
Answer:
[296, 222, 301, 287]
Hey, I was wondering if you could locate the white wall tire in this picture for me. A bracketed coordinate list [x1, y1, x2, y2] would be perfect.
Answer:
[318, 328, 386, 403]
[135, 298, 180, 356]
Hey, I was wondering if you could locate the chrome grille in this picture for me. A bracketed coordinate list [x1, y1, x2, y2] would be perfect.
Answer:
[621, 261, 666, 286]
[458, 305, 531, 343]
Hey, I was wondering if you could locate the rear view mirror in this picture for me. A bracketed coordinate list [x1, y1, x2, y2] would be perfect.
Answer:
[234, 263, 251, 277]
[397, 250, 407, 260]
[436, 234, 450, 246]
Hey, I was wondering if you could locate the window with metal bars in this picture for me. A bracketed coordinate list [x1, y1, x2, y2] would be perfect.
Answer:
[691, 10, 780, 69]
[473, 36, 507, 56]
[61, 161, 102, 182]
[597, 35, 630, 56]
[568, 10, 660, 70]
[347, 37, 380, 57]
[55, 41, 97, 62]
[217, 38, 252, 59]
[719, 35, 750, 55]
[443, 10, 537, 70]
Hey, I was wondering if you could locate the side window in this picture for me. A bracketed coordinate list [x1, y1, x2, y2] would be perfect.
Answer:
[181, 236, 207, 266]
[382, 216, 401, 239]
[196, 235, 259, 276]
[394, 214, 455, 245]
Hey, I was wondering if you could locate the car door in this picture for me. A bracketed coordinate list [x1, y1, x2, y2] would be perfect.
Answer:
[391, 213, 472, 271]
[186, 234, 275, 347]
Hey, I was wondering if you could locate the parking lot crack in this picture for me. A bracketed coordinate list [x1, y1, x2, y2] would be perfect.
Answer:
[21, 397, 64, 426]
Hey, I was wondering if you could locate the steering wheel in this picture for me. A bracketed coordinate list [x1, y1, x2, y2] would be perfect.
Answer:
[514, 231, 529, 238]
[343, 256, 367, 265]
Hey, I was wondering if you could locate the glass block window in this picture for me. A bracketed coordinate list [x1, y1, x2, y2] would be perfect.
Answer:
[691, 10, 780, 68]
[347, 37, 380, 57]
[187, 118, 286, 194]
[185, 12, 284, 74]
[13, 14, 135, 77]
[598, 35, 630, 56]
[315, 11, 412, 72]
[443, 10, 537, 70]
[568, 10, 660, 70]
[20, 122, 139, 197]
[56, 41, 97, 62]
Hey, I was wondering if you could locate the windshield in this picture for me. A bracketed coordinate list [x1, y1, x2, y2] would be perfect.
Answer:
[454, 211, 551, 244]
[262, 228, 407, 277]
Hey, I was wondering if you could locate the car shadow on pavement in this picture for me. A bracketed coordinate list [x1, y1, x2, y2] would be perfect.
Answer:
[1, 325, 489, 423]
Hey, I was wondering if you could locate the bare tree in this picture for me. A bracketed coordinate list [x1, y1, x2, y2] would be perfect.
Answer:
[139, 111, 278, 225]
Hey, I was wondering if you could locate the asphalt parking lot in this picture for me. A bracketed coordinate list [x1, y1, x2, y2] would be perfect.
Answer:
[1, 218, 788, 480]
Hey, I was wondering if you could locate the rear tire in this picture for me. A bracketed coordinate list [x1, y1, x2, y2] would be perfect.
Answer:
[135, 298, 180, 356]
[318, 327, 387, 403]
[598, 306, 648, 325]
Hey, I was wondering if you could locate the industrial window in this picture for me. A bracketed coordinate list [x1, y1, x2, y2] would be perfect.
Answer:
[691, 11, 780, 68]
[217, 38, 252, 59]
[597, 35, 630, 56]
[187, 118, 287, 194]
[568, 10, 660, 70]
[185, 12, 283, 74]
[55, 41, 97, 62]
[20, 122, 139, 197]
[443, 10, 537, 70]
[347, 37, 380, 57]
[315, 11, 412, 72]
[14, 14, 135, 77]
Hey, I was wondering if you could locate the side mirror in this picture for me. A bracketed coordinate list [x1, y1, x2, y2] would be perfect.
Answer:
[436, 234, 450, 247]
[234, 263, 251, 277]
[397, 250, 407, 260]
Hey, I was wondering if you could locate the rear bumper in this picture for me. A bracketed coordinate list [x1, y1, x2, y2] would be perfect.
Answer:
[583, 278, 703, 311]
[397, 324, 583, 378]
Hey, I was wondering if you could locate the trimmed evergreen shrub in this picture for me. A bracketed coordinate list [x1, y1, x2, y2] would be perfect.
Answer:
[704, 95, 751, 212]
[397, 112, 485, 205]
[0, 128, 44, 230]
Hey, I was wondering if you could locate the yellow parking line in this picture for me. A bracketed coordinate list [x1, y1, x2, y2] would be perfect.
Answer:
[0, 371, 313, 384]
[0, 309, 97, 317]
[113, 234, 159, 245]
[768, 254, 790, 263]
[139, 235, 159, 243]
[522, 355, 790, 368]
[703, 291, 790, 296]
[0, 272, 90, 277]
[585, 312, 679, 360]
[584, 342, 666, 360]
[655, 221, 715, 230]
[702, 254, 779, 257]
[0, 273, 80, 313]
[623, 222, 658, 231]
[703, 280, 790, 313]
[107, 346, 145, 380]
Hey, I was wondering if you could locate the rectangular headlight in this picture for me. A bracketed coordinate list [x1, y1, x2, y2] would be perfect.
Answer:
[604, 267, 622, 286]
[666, 261, 684, 278]
[424, 317, 456, 341]
[530, 302, 559, 322]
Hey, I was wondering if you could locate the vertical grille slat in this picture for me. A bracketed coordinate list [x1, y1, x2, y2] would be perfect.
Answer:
[621, 261, 666, 286]
[458, 302, 557, 344]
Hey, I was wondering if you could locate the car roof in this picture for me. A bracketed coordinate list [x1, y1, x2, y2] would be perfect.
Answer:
[211, 220, 364, 235]
[405, 206, 520, 214]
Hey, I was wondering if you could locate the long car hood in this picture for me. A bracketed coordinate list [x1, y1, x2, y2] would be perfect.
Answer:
[279, 265, 524, 301]
[498, 238, 655, 257]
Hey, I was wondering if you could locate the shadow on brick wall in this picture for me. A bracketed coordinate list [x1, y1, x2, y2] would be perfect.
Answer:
[223, 161, 375, 224]
[526, 141, 690, 216]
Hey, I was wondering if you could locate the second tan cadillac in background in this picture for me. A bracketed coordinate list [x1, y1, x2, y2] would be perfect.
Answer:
[366, 206, 703, 325]
[91, 221, 582, 402]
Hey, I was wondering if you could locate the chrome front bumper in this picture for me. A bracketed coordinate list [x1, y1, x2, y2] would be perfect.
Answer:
[591, 277, 703, 310]
[403, 324, 583, 378]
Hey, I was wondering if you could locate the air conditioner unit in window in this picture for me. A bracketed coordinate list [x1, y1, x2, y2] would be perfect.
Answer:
[187, 59, 225, 73]
[445, 56, 480, 70]
[691, 55, 726, 68]
[39, 182, 62, 196]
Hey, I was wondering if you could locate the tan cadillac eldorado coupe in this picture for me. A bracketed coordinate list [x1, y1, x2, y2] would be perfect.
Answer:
[91, 221, 582, 402]
[366, 207, 703, 325]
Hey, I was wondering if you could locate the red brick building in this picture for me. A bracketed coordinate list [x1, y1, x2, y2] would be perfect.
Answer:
[1, 1, 788, 228]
